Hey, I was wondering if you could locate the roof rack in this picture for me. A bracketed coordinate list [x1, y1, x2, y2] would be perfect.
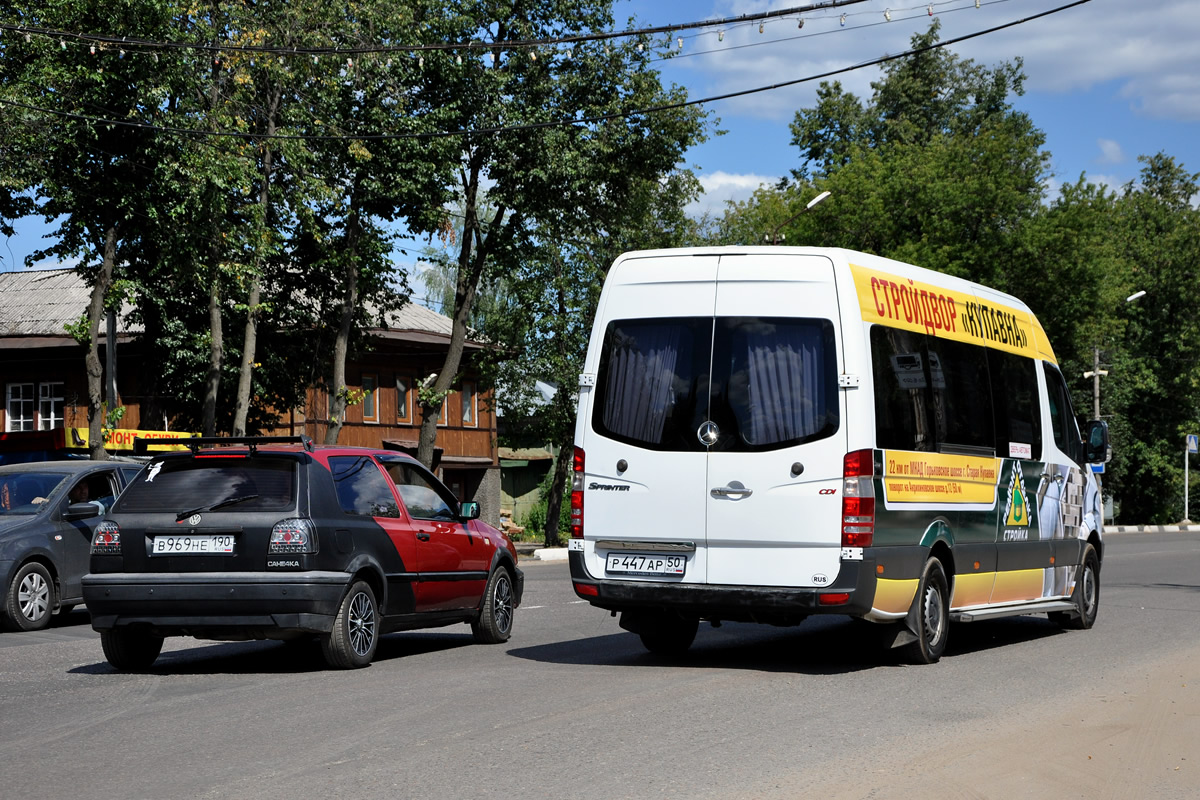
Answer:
[133, 435, 314, 456]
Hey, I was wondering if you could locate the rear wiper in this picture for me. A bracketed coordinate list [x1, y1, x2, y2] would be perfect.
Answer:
[175, 494, 260, 522]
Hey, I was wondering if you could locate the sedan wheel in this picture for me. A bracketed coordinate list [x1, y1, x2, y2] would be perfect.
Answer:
[4, 562, 55, 632]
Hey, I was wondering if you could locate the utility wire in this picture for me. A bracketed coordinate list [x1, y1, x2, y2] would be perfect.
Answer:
[0, 1, 868, 56]
[0, 0, 1093, 143]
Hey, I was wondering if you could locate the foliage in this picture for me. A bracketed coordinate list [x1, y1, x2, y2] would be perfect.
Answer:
[712, 21, 1200, 523]
[518, 466, 572, 540]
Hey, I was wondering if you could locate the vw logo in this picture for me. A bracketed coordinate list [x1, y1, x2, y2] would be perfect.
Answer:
[697, 421, 720, 447]
[188, 514, 202, 526]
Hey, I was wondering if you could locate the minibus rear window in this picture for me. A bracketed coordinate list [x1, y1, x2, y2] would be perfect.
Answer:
[594, 318, 712, 451]
[593, 317, 839, 452]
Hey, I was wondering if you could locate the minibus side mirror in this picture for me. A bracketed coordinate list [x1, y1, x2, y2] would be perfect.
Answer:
[1084, 420, 1110, 465]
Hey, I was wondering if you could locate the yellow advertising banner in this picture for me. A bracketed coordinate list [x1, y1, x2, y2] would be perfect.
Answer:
[849, 263, 1043, 360]
[69, 428, 198, 452]
[882, 450, 1001, 505]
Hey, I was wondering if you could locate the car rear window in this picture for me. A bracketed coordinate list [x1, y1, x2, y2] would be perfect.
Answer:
[115, 456, 297, 513]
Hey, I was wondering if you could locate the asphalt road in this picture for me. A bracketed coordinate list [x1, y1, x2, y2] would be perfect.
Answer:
[1, 532, 1197, 799]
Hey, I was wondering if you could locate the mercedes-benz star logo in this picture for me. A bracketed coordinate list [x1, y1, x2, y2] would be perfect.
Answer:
[697, 421, 720, 447]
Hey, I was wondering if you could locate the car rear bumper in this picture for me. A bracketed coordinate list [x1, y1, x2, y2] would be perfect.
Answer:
[82, 571, 351, 637]
[568, 551, 876, 622]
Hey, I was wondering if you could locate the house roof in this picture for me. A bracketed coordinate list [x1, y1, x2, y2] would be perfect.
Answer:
[0, 267, 467, 346]
[0, 268, 139, 338]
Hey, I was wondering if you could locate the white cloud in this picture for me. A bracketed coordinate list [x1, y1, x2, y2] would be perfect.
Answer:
[687, 170, 778, 216]
[1096, 139, 1125, 165]
[655, 1, 1200, 122]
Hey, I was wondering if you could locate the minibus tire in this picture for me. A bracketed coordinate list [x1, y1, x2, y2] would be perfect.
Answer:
[1051, 544, 1099, 630]
[904, 558, 949, 665]
[637, 614, 699, 656]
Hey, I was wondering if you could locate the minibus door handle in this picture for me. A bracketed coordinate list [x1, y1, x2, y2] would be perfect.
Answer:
[711, 482, 753, 499]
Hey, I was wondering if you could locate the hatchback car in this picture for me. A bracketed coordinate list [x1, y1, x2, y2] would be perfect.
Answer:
[82, 436, 522, 670]
[1, 460, 143, 631]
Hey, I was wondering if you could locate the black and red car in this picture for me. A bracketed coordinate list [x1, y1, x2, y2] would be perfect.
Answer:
[82, 436, 521, 670]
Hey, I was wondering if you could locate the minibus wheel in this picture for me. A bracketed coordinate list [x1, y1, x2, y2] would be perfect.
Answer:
[624, 610, 699, 656]
[1051, 543, 1099, 630]
[904, 558, 949, 664]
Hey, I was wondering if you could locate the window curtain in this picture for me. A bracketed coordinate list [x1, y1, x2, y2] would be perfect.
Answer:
[602, 326, 684, 445]
[741, 324, 827, 445]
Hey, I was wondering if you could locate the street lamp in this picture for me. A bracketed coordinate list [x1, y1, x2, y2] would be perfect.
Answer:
[1083, 290, 1146, 419]
[765, 190, 831, 245]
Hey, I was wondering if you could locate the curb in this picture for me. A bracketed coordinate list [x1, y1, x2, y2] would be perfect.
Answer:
[530, 548, 569, 562]
[1106, 524, 1200, 534]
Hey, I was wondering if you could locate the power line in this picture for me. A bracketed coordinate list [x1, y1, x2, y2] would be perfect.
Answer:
[0, 0, 1094, 143]
[0, 1, 869, 57]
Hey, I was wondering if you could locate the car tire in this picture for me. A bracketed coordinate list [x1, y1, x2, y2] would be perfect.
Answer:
[637, 613, 699, 656]
[471, 566, 515, 644]
[1051, 543, 1099, 630]
[903, 557, 950, 664]
[4, 562, 55, 632]
[100, 628, 164, 671]
[320, 580, 378, 669]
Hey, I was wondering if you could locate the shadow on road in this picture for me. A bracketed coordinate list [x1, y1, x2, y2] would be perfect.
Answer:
[68, 629, 478, 675]
[508, 614, 1068, 674]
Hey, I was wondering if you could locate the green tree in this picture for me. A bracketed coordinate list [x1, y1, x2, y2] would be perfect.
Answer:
[1104, 154, 1200, 522]
[410, 2, 709, 473]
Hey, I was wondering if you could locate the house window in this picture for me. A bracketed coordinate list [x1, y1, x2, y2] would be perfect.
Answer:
[38, 382, 64, 430]
[362, 374, 378, 423]
[5, 383, 34, 432]
[462, 382, 477, 426]
[396, 376, 410, 422]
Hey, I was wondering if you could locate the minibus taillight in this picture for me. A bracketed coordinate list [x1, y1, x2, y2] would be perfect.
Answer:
[841, 449, 875, 548]
[570, 446, 584, 539]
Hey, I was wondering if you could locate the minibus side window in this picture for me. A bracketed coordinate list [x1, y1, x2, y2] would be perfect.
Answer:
[988, 350, 1041, 460]
[870, 327, 935, 452]
[1043, 363, 1084, 465]
[924, 337, 994, 454]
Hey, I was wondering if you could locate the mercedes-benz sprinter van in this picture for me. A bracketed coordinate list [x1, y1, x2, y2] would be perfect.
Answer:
[569, 247, 1109, 663]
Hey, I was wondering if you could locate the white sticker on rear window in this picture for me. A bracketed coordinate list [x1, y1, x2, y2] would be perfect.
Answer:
[1009, 442, 1032, 459]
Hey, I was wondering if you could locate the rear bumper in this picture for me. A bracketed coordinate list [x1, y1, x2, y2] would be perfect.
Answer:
[568, 551, 876, 622]
[82, 571, 351, 637]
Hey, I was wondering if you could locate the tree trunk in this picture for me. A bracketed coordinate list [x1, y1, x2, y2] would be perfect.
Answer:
[85, 227, 117, 461]
[541, 265, 573, 547]
[325, 205, 361, 445]
[543, 427, 574, 548]
[232, 89, 279, 437]
[202, 246, 223, 437]
[201, 27, 224, 437]
[417, 158, 505, 468]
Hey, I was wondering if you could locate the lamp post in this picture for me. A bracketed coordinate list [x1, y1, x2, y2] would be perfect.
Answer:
[1083, 290, 1146, 421]
[765, 190, 831, 245]
[1083, 291, 1145, 512]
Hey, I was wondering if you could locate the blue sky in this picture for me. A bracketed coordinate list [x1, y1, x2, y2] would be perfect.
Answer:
[4, 0, 1197, 272]
[618, 0, 1200, 216]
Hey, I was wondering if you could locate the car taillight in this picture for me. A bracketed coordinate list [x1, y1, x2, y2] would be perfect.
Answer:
[269, 518, 317, 553]
[841, 449, 875, 548]
[91, 521, 122, 555]
[570, 446, 584, 539]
